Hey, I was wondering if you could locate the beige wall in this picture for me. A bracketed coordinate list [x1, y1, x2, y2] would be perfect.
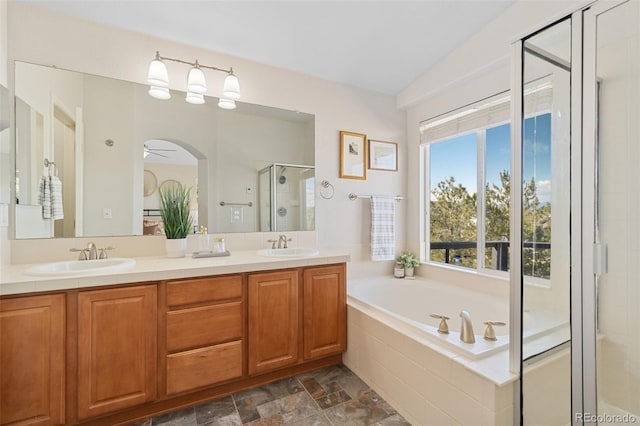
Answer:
[5, 3, 406, 276]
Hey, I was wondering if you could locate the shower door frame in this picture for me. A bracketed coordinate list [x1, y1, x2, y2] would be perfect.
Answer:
[581, 1, 631, 424]
[512, 1, 632, 424]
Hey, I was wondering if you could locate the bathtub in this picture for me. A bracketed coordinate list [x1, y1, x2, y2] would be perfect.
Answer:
[348, 276, 570, 360]
[344, 275, 570, 425]
[348, 276, 510, 359]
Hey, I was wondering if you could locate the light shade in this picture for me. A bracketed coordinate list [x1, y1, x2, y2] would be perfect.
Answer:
[147, 59, 169, 87]
[185, 92, 205, 105]
[217, 98, 236, 110]
[187, 67, 207, 94]
[148, 86, 171, 100]
[223, 73, 241, 100]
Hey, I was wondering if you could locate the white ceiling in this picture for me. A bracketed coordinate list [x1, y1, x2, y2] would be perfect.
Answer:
[21, 0, 516, 95]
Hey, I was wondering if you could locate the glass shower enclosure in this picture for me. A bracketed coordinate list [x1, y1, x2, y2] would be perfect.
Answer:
[514, 1, 639, 424]
[258, 163, 315, 232]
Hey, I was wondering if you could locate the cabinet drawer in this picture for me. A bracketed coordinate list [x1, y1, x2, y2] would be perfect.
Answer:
[166, 302, 242, 352]
[166, 341, 243, 395]
[167, 275, 242, 307]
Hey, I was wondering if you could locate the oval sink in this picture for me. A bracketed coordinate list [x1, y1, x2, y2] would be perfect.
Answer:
[24, 258, 136, 276]
[258, 248, 320, 258]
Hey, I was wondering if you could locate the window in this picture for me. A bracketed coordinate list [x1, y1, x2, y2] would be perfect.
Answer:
[421, 90, 552, 278]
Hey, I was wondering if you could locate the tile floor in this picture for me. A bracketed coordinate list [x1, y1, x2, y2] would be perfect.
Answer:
[130, 364, 410, 426]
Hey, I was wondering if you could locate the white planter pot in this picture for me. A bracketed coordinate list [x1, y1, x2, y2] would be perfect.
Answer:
[165, 238, 187, 258]
[404, 267, 414, 277]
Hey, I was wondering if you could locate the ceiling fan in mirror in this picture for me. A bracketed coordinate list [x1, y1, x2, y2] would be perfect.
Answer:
[143, 143, 176, 158]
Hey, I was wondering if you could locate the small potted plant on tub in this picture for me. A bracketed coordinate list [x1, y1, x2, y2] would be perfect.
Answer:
[159, 181, 193, 258]
[397, 251, 420, 277]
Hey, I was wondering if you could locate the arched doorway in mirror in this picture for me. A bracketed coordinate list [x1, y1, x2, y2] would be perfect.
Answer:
[142, 139, 202, 236]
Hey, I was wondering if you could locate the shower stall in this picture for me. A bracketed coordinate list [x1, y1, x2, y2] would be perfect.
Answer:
[513, 1, 639, 424]
[257, 163, 315, 232]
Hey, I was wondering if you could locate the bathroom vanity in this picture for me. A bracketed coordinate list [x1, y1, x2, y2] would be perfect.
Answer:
[0, 252, 347, 425]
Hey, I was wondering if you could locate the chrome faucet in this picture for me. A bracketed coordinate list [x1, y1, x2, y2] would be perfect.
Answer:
[70, 243, 113, 260]
[86, 243, 98, 260]
[459, 310, 475, 343]
[277, 234, 289, 249]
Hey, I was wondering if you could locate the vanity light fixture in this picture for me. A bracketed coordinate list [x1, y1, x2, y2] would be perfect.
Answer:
[147, 51, 240, 109]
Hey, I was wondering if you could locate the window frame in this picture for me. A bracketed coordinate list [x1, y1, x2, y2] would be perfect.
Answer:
[421, 86, 556, 283]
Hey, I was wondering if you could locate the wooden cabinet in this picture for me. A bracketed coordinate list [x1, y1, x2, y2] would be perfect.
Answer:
[248, 270, 300, 375]
[2, 262, 346, 424]
[303, 264, 346, 360]
[76, 285, 157, 420]
[0, 294, 65, 426]
[163, 275, 243, 395]
[248, 264, 346, 375]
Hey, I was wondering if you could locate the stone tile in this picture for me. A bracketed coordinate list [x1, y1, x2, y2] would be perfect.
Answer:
[129, 419, 151, 426]
[299, 365, 353, 385]
[151, 407, 197, 426]
[244, 413, 285, 426]
[300, 377, 327, 399]
[234, 378, 303, 423]
[321, 381, 343, 394]
[334, 372, 371, 399]
[324, 390, 397, 426]
[315, 390, 352, 410]
[235, 399, 262, 425]
[287, 413, 332, 426]
[373, 414, 412, 425]
[194, 396, 237, 425]
[199, 412, 242, 426]
[256, 392, 321, 424]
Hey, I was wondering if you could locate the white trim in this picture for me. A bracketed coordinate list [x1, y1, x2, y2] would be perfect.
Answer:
[509, 44, 524, 426]
[570, 9, 586, 425]
[477, 130, 486, 269]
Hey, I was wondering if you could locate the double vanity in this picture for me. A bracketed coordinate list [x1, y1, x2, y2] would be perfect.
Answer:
[0, 249, 348, 426]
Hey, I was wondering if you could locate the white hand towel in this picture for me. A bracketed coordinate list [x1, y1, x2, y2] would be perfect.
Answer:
[370, 196, 395, 261]
[50, 176, 64, 220]
[38, 175, 52, 219]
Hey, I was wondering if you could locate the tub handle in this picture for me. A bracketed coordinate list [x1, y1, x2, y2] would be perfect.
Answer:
[483, 321, 506, 341]
[430, 314, 450, 334]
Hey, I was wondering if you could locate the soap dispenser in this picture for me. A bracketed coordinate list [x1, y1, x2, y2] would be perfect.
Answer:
[197, 226, 211, 252]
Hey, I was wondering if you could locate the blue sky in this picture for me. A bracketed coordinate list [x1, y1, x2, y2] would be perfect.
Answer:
[429, 113, 551, 203]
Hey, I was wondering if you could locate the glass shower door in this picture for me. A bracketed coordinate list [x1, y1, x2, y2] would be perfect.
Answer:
[519, 17, 573, 426]
[587, 0, 640, 422]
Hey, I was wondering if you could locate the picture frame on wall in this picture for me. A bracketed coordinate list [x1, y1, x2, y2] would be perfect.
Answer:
[368, 140, 398, 171]
[339, 131, 367, 180]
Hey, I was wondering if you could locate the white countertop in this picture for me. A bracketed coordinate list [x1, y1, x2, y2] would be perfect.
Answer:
[0, 249, 350, 296]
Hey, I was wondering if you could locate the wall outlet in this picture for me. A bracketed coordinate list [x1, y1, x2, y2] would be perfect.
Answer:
[230, 207, 243, 224]
[103, 208, 112, 219]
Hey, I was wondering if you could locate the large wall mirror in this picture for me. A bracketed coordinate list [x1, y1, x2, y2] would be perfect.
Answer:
[14, 61, 315, 239]
[0, 82, 9, 205]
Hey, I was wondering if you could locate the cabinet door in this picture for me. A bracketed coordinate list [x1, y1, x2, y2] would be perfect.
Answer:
[303, 265, 346, 360]
[248, 271, 299, 375]
[77, 285, 157, 419]
[0, 294, 65, 426]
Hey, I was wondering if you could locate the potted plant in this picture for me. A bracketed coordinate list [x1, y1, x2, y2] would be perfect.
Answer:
[397, 251, 420, 277]
[159, 181, 193, 258]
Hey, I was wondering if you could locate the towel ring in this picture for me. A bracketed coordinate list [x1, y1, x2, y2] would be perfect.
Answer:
[319, 180, 334, 199]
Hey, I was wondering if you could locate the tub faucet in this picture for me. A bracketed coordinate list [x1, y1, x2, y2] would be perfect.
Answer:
[459, 310, 475, 343]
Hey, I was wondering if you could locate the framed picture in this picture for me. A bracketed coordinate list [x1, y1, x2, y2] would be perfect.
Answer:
[368, 140, 398, 171]
[339, 131, 367, 180]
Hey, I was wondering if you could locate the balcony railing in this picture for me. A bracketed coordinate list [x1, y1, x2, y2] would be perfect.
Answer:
[429, 241, 551, 271]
